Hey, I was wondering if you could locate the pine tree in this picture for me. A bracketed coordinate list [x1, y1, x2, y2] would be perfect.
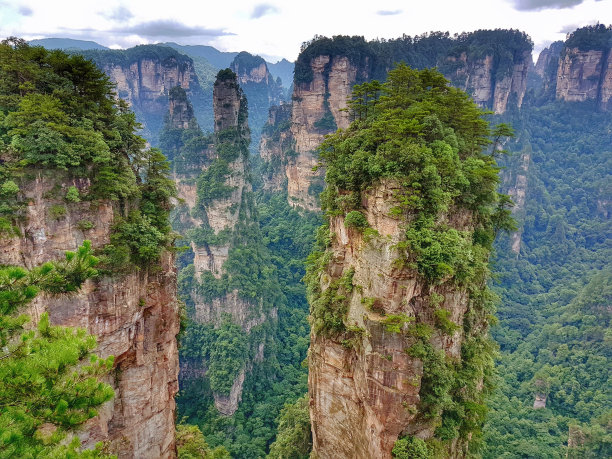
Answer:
[0, 241, 114, 458]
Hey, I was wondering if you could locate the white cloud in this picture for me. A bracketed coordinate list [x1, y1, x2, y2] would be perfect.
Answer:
[3, 0, 611, 60]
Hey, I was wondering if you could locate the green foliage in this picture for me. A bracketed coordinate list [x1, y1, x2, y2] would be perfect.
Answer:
[382, 314, 413, 333]
[176, 423, 230, 459]
[392, 435, 431, 459]
[483, 100, 612, 457]
[267, 395, 312, 459]
[313, 110, 337, 132]
[344, 210, 369, 230]
[65, 186, 80, 203]
[0, 242, 114, 458]
[105, 211, 166, 269]
[295, 30, 532, 96]
[48, 204, 67, 220]
[0, 40, 176, 270]
[564, 24, 612, 51]
[176, 193, 319, 458]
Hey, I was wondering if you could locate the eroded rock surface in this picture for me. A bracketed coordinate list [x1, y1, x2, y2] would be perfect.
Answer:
[0, 173, 180, 459]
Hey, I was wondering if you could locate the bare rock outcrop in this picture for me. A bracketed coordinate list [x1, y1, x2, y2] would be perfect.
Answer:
[308, 179, 493, 458]
[554, 25, 612, 110]
[556, 47, 612, 109]
[259, 104, 293, 191]
[84, 45, 204, 141]
[0, 173, 180, 459]
[287, 56, 361, 209]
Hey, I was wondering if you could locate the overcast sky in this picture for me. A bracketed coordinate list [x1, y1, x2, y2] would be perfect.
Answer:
[0, 0, 610, 62]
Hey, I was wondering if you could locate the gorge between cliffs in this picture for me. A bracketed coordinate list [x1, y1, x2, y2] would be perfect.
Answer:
[1, 23, 610, 459]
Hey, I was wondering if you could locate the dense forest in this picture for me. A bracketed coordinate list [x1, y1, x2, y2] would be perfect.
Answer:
[483, 99, 611, 458]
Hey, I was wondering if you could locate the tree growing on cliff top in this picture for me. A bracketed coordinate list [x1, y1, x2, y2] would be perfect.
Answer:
[307, 64, 515, 456]
[0, 241, 114, 458]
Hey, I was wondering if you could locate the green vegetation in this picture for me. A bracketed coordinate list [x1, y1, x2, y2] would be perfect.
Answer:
[65, 186, 80, 202]
[392, 435, 431, 459]
[175, 193, 319, 458]
[0, 242, 114, 457]
[175, 423, 230, 458]
[306, 64, 512, 453]
[0, 39, 176, 270]
[267, 395, 312, 459]
[564, 24, 612, 51]
[295, 31, 532, 108]
[482, 100, 612, 458]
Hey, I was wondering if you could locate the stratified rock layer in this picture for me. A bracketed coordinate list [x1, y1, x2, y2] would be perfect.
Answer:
[0, 173, 179, 459]
[556, 47, 612, 110]
[309, 181, 476, 459]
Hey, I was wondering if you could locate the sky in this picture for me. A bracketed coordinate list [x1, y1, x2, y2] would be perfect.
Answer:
[0, 0, 610, 62]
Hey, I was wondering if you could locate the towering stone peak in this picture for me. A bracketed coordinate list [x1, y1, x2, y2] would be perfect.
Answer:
[259, 103, 293, 191]
[231, 51, 271, 85]
[81, 45, 205, 143]
[213, 69, 249, 133]
[171, 71, 280, 416]
[0, 42, 180, 457]
[168, 86, 195, 129]
[228, 53, 283, 153]
[306, 66, 503, 458]
[535, 41, 564, 77]
[555, 25, 612, 110]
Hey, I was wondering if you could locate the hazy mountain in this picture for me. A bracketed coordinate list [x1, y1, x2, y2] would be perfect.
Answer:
[28, 37, 109, 51]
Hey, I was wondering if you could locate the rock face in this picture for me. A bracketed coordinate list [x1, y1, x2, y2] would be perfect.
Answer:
[259, 103, 292, 191]
[308, 181, 485, 458]
[287, 56, 360, 209]
[445, 50, 531, 113]
[534, 41, 564, 97]
[83, 45, 204, 142]
[172, 71, 276, 416]
[230, 52, 284, 153]
[0, 173, 180, 458]
[260, 32, 532, 210]
[556, 47, 612, 109]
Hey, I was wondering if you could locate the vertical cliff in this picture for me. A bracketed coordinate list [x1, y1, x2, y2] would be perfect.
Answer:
[306, 66, 508, 458]
[260, 31, 532, 210]
[259, 103, 293, 191]
[534, 41, 564, 97]
[555, 25, 612, 110]
[171, 71, 281, 416]
[230, 52, 284, 153]
[82, 45, 206, 143]
[0, 42, 180, 458]
[443, 49, 531, 113]
[0, 177, 180, 458]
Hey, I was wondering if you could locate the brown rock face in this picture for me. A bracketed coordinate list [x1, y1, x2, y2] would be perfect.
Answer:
[259, 104, 293, 191]
[0, 173, 180, 458]
[534, 41, 564, 97]
[445, 51, 531, 114]
[88, 47, 202, 141]
[556, 47, 612, 109]
[309, 181, 478, 459]
[213, 75, 244, 132]
[288, 56, 361, 209]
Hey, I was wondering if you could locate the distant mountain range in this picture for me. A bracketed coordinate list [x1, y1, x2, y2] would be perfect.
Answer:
[28, 37, 295, 89]
[28, 37, 109, 51]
